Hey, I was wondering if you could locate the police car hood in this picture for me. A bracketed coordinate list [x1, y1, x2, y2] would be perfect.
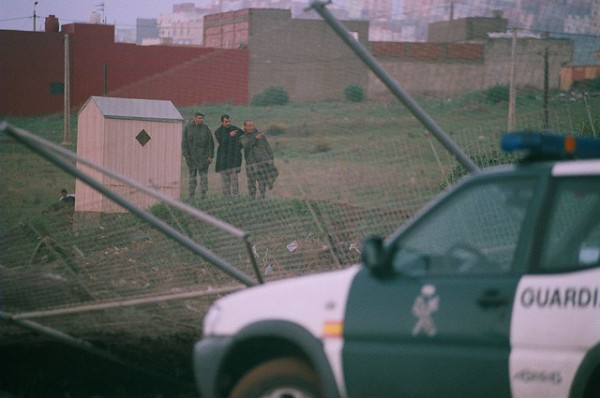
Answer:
[204, 266, 360, 337]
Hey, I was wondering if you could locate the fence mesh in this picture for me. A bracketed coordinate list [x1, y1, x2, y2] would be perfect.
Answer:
[1, 1, 599, 381]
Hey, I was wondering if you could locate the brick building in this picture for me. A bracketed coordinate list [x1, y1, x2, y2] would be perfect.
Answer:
[427, 16, 508, 43]
[0, 10, 589, 117]
[204, 8, 370, 103]
[0, 17, 248, 116]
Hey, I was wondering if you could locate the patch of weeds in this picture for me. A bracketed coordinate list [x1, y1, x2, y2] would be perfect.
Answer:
[251, 86, 289, 106]
[312, 136, 331, 153]
[484, 85, 509, 104]
[344, 84, 365, 102]
[266, 123, 287, 136]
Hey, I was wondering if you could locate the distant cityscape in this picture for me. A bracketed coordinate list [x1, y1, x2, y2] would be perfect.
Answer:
[107, 0, 600, 45]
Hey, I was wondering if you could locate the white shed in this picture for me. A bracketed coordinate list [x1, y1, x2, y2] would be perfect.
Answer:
[75, 96, 184, 214]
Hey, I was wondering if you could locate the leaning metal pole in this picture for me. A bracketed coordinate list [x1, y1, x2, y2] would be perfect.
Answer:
[0, 121, 258, 287]
[309, 1, 479, 174]
[2, 121, 263, 284]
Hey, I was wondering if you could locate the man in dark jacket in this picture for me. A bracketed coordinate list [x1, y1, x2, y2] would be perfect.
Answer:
[214, 114, 243, 196]
[240, 119, 277, 199]
[182, 112, 215, 200]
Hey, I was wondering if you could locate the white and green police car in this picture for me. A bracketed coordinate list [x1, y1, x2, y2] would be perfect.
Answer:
[193, 132, 600, 398]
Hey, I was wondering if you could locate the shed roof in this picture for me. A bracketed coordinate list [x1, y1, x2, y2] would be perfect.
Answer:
[82, 96, 183, 122]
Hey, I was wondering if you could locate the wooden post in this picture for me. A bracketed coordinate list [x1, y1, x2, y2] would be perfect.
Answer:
[62, 34, 72, 145]
[103, 64, 108, 96]
[508, 28, 517, 132]
[543, 46, 549, 130]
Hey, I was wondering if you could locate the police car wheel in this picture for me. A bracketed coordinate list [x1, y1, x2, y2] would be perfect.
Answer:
[230, 357, 321, 398]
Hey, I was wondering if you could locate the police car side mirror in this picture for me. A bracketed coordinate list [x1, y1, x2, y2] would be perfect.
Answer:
[361, 236, 392, 278]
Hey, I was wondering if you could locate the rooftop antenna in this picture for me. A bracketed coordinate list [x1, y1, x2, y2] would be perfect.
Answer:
[96, 2, 106, 24]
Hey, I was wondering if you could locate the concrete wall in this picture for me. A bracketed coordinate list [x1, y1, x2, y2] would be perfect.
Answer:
[428, 17, 508, 42]
[368, 38, 574, 100]
[483, 38, 573, 90]
[205, 8, 370, 102]
[369, 42, 485, 99]
[246, 9, 369, 102]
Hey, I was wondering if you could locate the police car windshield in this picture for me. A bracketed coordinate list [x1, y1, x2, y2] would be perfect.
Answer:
[538, 177, 600, 272]
[391, 176, 537, 276]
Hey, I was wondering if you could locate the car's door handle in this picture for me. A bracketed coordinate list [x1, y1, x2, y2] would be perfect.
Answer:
[477, 290, 509, 308]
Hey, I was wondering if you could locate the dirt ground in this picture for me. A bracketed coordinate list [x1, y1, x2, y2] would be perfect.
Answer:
[0, 187, 384, 398]
[0, 334, 200, 397]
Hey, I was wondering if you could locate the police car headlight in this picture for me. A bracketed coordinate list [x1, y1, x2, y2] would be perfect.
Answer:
[203, 304, 221, 336]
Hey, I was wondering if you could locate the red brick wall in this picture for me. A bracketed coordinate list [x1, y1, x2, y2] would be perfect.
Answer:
[408, 43, 444, 60]
[110, 48, 249, 106]
[0, 31, 65, 116]
[370, 42, 408, 57]
[371, 41, 484, 62]
[0, 24, 250, 116]
[447, 43, 483, 60]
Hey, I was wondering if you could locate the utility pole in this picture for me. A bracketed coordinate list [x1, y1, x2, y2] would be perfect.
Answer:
[62, 34, 72, 146]
[543, 46, 549, 130]
[33, 1, 38, 31]
[584, 92, 597, 138]
[96, 2, 106, 24]
[508, 28, 517, 132]
[103, 64, 108, 96]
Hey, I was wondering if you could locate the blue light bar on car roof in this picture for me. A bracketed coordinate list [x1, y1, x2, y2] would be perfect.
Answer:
[501, 132, 600, 160]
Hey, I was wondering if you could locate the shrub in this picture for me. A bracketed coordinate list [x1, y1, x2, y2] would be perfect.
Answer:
[484, 85, 509, 104]
[312, 137, 331, 153]
[344, 84, 365, 102]
[572, 76, 600, 93]
[251, 86, 289, 106]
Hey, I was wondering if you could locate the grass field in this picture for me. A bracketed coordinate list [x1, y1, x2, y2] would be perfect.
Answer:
[2, 89, 597, 233]
[0, 89, 598, 312]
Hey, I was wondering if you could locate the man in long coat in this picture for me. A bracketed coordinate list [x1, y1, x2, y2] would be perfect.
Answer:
[182, 112, 215, 200]
[214, 114, 243, 196]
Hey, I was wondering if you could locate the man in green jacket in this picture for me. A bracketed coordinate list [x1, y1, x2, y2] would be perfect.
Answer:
[182, 112, 215, 200]
[240, 119, 277, 199]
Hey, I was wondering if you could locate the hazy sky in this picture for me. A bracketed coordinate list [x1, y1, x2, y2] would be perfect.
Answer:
[0, 0, 189, 31]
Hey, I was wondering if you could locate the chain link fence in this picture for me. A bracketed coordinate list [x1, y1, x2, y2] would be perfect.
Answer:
[2, 95, 597, 336]
[1, 3, 599, 385]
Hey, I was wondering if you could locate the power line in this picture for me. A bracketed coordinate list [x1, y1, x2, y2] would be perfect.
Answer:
[0, 16, 33, 23]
